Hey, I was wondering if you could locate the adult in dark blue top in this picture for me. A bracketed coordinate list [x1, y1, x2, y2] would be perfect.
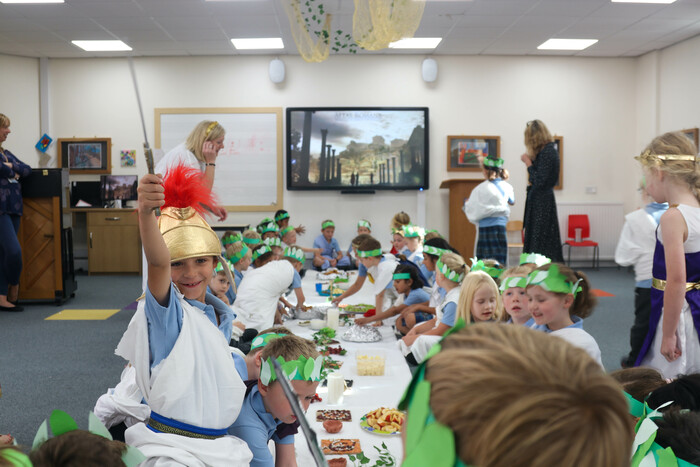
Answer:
[0, 114, 31, 312]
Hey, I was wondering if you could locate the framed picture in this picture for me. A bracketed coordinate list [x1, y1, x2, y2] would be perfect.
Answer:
[58, 138, 111, 174]
[681, 128, 699, 150]
[552, 135, 564, 190]
[447, 135, 500, 172]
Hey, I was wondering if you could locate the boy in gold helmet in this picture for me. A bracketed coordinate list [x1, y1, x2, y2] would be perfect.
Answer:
[115, 165, 252, 465]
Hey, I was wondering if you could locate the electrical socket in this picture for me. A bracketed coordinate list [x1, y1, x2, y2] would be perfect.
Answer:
[585, 186, 597, 194]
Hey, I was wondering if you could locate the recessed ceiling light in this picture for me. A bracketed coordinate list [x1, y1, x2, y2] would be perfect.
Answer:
[231, 38, 284, 50]
[537, 38, 598, 51]
[0, 0, 63, 3]
[611, 0, 676, 3]
[71, 40, 132, 52]
[389, 38, 442, 49]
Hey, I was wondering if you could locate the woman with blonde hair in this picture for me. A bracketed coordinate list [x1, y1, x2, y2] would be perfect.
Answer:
[520, 120, 564, 262]
[155, 120, 227, 221]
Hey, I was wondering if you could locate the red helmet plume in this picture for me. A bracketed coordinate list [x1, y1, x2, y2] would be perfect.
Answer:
[161, 163, 219, 216]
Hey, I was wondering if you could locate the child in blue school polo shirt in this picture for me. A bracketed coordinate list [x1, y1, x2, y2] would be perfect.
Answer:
[228, 335, 323, 467]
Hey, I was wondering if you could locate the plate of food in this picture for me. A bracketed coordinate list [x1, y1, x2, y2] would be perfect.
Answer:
[359, 408, 405, 435]
[340, 303, 375, 314]
[321, 439, 362, 455]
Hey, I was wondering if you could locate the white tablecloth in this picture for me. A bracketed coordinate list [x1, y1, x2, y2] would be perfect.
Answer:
[288, 270, 411, 465]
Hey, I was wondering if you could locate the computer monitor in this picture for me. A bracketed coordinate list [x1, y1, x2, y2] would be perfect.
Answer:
[100, 175, 138, 203]
[70, 181, 102, 207]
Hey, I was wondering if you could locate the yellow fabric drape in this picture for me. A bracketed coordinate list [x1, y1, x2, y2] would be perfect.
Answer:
[352, 0, 426, 50]
[281, 0, 332, 63]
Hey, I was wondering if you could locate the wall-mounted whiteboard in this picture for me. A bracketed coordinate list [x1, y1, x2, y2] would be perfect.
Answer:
[155, 107, 283, 212]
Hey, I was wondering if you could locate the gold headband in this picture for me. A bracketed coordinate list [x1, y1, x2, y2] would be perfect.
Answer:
[637, 149, 697, 164]
[656, 155, 697, 162]
[205, 121, 218, 136]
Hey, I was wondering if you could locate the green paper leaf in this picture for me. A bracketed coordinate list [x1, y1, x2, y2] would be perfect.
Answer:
[32, 420, 49, 450]
[49, 410, 79, 437]
[303, 357, 315, 379]
[406, 381, 431, 448]
[406, 423, 456, 467]
[122, 446, 147, 467]
[260, 359, 273, 385]
[656, 446, 679, 467]
[88, 412, 112, 440]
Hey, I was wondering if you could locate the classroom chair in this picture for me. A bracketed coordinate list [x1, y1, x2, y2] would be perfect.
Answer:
[562, 214, 599, 269]
[506, 220, 524, 267]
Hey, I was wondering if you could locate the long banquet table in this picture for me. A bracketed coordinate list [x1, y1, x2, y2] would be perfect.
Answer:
[287, 270, 412, 466]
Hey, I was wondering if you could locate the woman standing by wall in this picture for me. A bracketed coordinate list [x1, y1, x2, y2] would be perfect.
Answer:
[155, 120, 227, 221]
[520, 120, 564, 262]
[0, 114, 31, 311]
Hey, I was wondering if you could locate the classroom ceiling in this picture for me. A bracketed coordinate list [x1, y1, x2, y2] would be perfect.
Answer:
[1, 0, 700, 58]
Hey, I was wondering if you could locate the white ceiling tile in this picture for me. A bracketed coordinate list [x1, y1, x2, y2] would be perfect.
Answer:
[90, 16, 161, 31]
[115, 29, 176, 42]
[587, 3, 666, 19]
[653, 3, 700, 20]
[423, 2, 472, 16]
[626, 17, 698, 32]
[466, 0, 542, 16]
[457, 14, 519, 28]
[205, 0, 277, 16]
[527, 0, 605, 17]
[136, 1, 210, 17]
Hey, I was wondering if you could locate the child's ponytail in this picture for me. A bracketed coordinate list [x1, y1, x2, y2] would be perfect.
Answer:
[570, 270, 597, 319]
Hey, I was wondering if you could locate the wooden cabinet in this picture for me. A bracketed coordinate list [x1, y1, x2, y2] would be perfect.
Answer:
[87, 210, 141, 274]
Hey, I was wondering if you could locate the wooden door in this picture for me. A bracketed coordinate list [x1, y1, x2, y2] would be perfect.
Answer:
[18, 197, 62, 300]
[443, 179, 481, 261]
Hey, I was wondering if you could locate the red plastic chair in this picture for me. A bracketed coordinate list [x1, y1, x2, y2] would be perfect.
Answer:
[562, 214, 599, 269]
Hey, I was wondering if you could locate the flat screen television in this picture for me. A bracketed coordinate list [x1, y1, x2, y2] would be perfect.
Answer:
[287, 107, 429, 191]
[100, 175, 138, 203]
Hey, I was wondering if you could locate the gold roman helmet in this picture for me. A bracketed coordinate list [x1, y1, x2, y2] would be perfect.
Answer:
[159, 207, 221, 263]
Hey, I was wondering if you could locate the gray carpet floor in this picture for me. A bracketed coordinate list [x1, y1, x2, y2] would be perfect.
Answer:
[0, 267, 637, 448]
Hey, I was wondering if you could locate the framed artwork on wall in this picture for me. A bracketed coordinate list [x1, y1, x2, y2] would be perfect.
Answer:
[447, 135, 500, 172]
[681, 128, 699, 150]
[58, 138, 111, 174]
[552, 135, 563, 190]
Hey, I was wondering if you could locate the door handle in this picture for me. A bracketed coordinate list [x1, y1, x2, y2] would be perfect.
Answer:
[89, 232, 93, 248]
[105, 217, 121, 221]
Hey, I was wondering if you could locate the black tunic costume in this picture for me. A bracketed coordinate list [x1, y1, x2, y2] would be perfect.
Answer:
[522, 141, 564, 262]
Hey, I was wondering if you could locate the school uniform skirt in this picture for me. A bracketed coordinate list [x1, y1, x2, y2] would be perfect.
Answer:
[476, 225, 507, 265]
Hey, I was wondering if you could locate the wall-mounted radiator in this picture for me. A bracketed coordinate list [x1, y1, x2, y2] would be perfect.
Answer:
[556, 202, 625, 263]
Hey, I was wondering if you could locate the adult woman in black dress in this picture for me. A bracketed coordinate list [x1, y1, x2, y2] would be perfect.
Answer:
[520, 120, 564, 262]
[0, 113, 31, 311]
